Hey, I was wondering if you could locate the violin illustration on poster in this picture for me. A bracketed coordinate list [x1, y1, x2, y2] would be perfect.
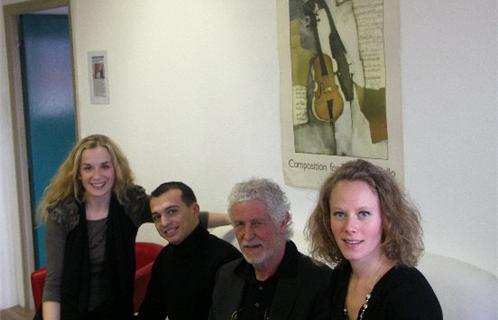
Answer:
[278, 0, 403, 189]
[289, 0, 388, 159]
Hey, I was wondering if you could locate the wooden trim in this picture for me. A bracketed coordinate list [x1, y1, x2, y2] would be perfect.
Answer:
[67, 1, 80, 139]
[4, 9, 34, 310]
[2, 0, 72, 309]
[3, 0, 68, 15]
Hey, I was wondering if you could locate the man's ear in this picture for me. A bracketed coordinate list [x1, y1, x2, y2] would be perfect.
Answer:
[190, 203, 200, 216]
[279, 212, 290, 230]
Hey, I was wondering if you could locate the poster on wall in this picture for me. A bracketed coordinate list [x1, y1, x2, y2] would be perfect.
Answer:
[88, 51, 110, 104]
[277, 0, 404, 189]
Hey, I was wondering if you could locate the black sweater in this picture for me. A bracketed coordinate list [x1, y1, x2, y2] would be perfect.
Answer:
[331, 262, 443, 319]
[137, 224, 241, 320]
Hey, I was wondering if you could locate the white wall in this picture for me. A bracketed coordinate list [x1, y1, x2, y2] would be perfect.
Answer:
[1, 0, 496, 308]
[70, 0, 496, 276]
[400, 0, 497, 276]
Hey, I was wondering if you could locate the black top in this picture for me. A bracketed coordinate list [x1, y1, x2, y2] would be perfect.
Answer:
[331, 262, 443, 320]
[232, 241, 297, 320]
[209, 241, 332, 320]
[42, 185, 150, 308]
[59, 194, 145, 320]
[137, 224, 241, 320]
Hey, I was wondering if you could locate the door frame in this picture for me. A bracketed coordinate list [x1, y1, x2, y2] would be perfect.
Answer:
[3, 0, 78, 308]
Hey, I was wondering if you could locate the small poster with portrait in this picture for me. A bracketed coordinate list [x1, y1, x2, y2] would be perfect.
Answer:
[88, 51, 110, 104]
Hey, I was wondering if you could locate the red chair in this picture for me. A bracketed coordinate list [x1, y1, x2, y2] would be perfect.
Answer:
[30, 242, 163, 312]
[132, 242, 163, 311]
[31, 267, 47, 311]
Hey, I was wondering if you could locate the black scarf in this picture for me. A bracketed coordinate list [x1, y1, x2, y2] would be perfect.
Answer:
[60, 196, 137, 320]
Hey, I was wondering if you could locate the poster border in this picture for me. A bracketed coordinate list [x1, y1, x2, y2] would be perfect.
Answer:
[88, 50, 110, 105]
[277, 0, 404, 189]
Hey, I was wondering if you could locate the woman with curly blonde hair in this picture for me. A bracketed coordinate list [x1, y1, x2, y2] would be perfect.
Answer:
[38, 134, 135, 220]
[37, 134, 150, 320]
[307, 159, 441, 319]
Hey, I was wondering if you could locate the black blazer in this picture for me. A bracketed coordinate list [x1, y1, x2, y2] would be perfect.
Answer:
[209, 241, 332, 320]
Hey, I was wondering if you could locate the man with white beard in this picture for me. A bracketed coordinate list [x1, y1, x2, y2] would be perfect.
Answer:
[209, 178, 332, 320]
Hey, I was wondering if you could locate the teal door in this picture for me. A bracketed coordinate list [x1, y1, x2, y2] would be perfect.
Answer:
[20, 13, 76, 268]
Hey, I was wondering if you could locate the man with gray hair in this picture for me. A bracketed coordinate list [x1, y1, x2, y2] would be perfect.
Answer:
[209, 178, 332, 320]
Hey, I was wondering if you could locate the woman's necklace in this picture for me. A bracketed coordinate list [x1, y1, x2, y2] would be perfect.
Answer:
[344, 259, 388, 320]
[343, 293, 371, 320]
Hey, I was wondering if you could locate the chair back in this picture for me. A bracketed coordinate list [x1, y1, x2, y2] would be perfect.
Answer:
[30, 242, 164, 313]
[135, 242, 163, 269]
[31, 267, 47, 311]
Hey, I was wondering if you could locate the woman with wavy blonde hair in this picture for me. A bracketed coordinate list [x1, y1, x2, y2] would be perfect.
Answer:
[39, 134, 134, 220]
[37, 134, 150, 320]
[307, 159, 442, 319]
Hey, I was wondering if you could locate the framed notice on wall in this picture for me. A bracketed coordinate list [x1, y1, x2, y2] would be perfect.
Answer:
[277, 0, 404, 189]
[88, 51, 110, 104]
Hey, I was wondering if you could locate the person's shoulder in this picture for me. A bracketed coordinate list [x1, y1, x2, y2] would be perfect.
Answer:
[292, 250, 333, 297]
[206, 232, 234, 247]
[387, 264, 431, 286]
[218, 256, 243, 273]
[122, 185, 149, 225]
[296, 250, 333, 277]
[381, 264, 439, 300]
[330, 261, 350, 280]
[284, 240, 331, 274]
[46, 197, 80, 231]
[151, 245, 172, 265]
[379, 265, 443, 318]
[124, 185, 148, 204]
[206, 233, 242, 258]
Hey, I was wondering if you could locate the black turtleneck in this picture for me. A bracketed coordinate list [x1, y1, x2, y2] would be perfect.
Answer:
[137, 224, 241, 320]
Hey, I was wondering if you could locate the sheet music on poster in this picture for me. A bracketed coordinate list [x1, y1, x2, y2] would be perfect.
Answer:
[88, 51, 110, 104]
[277, 0, 404, 189]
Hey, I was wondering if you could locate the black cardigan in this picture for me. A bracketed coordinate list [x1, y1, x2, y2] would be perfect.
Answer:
[331, 262, 443, 319]
[36, 186, 149, 320]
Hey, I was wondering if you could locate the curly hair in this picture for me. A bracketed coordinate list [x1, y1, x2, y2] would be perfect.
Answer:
[306, 159, 423, 267]
[38, 134, 135, 221]
[228, 177, 293, 239]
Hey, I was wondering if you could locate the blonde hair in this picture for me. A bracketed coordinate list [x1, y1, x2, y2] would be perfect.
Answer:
[306, 159, 423, 267]
[38, 134, 135, 221]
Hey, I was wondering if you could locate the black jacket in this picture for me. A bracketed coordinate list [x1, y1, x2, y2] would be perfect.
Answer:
[209, 241, 332, 320]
